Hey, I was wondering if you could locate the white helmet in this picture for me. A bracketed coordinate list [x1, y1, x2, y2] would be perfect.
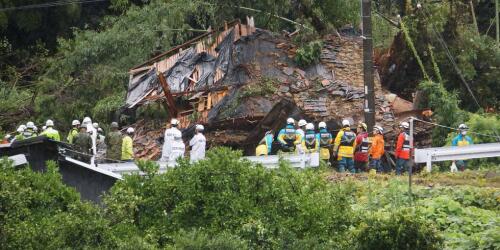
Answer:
[46, 119, 54, 127]
[42, 126, 47, 131]
[171, 118, 179, 126]
[305, 123, 314, 130]
[400, 121, 410, 129]
[318, 121, 327, 129]
[298, 119, 307, 127]
[195, 124, 204, 131]
[33, 126, 38, 132]
[26, 121, 35, 129]
[342, 119, 350, 127]
[458, 124, 468, 130]
[92, 122, 99, 129]
[98, 128, 103, 133]
[17, 126, 24, 133]
[19, 124, 27, 130]
[126, 127, 135, 134]
[286, 117, 295, 125]
[374, 125, 384, 133]
[82, 117, 92, 124]
[72, 120, 80, 126]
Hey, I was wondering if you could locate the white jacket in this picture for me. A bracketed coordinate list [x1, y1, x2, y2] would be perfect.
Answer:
[189, 133, 206, 162]
[86, 124, 97, 155]
[160, 127, 181, 161]
[169, 139, 185, 163]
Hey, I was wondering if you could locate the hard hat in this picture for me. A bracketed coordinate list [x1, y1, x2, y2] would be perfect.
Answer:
[400, 121, 410, 129]
[19, 124, 26, 130]
[171, 118, 179, 125]
[195, 124, 204, 131]
[126, 127, 135, 134]
[318, 121, 327, 129]
[374, 125, 384, 133]
[98, 128, 103, 133]
[92, 122, 99, 129]
[458, 124, 469, 130]
[342, 119, 350, 127]
[110, 122, 119, 128]
[33, 126, 38, 132]
[286, 117, 295, 124]
[46, 119, 54, 127]
[26, 121, 35, 129]
[42, 126, 47, 131]
[17, 127, 24, 133]
[4, 134, 11, 139]
[358, 122, 367, 131]
[305, 123, 314, 130]
[82, 117, 92, 124]
[72, 120, 80, 126]
[298, 119, 307, 127]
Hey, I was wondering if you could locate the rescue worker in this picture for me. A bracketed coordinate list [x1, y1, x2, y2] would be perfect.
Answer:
[1, 134, 11, 144]
[24, 121, 37, 138]
[82, 117, 97, 156]
[160, 119, 182, 162]
[354, 122, 369, 172]
[369, 125, 385, 173]
[256, 130, 274, 156]
[189, 124, 206, 162]
[67, 120, 80, 144]
[296, 119, 307, 153]
[40, 120, 60, 141]
[105, 122, 122, 161]
[41, 126, 46, 133]
[73, 125, 92, 162]
[395, 121, 411, 175]
[170, 133, 185, 163]
[302, 123, 318, 153]
[317, 122, 333, 163]
[333, 119, 357, 173]
[121, 127, 134, 162]
[277, 118, 302, 153]
[14, 126, 25, 141]
[451, 123, 473, 171]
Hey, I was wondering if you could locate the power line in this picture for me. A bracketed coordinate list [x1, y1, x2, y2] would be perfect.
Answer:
[412, 117, 500, 141]
[0, 0, 107, 12]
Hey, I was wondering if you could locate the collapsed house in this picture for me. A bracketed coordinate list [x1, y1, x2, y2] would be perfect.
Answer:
[125, 18, 432, 160]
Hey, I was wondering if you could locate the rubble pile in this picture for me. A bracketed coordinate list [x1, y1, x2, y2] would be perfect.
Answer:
[125, 19, 432, 159]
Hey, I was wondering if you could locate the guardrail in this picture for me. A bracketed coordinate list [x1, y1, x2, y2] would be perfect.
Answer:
[414, 143, 500, 172]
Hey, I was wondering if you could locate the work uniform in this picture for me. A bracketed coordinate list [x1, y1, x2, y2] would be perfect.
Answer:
[277, 125, 302, 153]
[296, 128, 305, 154]
[73, 131, 92, 162]
[395, 131, 411, 175]
[189, 133, 206, 162]
[105, 131, 123, 161]
[67, 127, 78, 144]
[369, 134, 385, 173]
[333, 128, 357, 173]
[170, 139, 185, 163]
[41, 127, 60, 141]
[14, 134, 25, 142]
[317, 129, 332, 161]
[256, 133, 273, 156]
[22, 129, 37, 139]
[354, 132, 369, 172]
[160, 127, 181, 162]
[451, 134, 473, 171]
[121, 135, 134, 161]
[301, 130, 319, 153]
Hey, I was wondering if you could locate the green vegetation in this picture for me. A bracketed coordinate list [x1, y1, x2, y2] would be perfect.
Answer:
[2, 148, 499, 249]
[295, 40, 323, 67]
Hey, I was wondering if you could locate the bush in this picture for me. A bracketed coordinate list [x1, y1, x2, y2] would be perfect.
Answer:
[295, 40, 323, 67]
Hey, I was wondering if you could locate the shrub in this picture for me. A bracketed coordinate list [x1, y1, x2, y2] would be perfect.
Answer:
[295, 40, 323, 67]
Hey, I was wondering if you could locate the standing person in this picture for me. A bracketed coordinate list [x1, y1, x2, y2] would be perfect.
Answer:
[370, 125, 385, 173]
[160, 119, 181, 162]
[333, 119, 357, 173]
[67, 120, 80, 144]
[73, 125, 92, 162]
[451, 123, 473, 171]
[395, 121, 411, 175]
[317, 122, 333, 163]
[121, 127, 135, 162]
[105, 122, 122, 161]
[296, 119, 307, 154]
[170, 133, 185, 163]
[40, 120, 60, 141]
[302, 123, 318, 153]
[82, 117, 97, 156]
[256, 130, 274, 156]
[24, 121, 37, 138]
[14, 126, 25, 141]
[189, 124, 206, 162]
[277, 118, 302, 153]
[354, 122, 369, 172]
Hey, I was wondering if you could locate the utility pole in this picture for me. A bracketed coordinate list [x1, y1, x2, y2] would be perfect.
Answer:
[496, 0, 499, 45]
[362, 0, 376, 132]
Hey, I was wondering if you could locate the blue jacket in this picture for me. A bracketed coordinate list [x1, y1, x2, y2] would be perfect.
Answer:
[265, 133, 274, 153]
[452, 134, 473, 147]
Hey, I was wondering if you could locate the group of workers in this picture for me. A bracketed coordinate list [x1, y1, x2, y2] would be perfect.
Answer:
[158, 118, 207, 163]
[257, 118, 474, 173]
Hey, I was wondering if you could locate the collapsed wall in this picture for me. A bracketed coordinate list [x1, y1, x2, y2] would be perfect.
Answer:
[125, 19, 432, 160]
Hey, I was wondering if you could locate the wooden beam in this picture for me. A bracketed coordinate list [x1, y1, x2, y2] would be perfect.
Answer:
[157, 72, 178, 118]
